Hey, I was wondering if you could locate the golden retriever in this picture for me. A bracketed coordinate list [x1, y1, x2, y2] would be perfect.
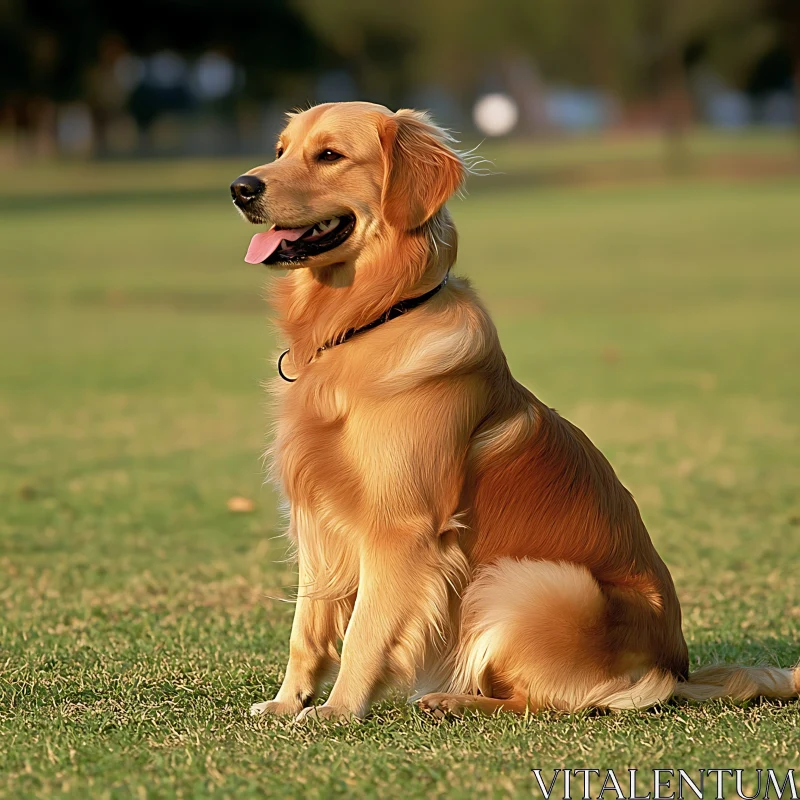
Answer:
[229, 101, 799, 721]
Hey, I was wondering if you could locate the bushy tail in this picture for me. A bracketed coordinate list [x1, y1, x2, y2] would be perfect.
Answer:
[588, 663, 799, 712]
[673, 664, 800, 702]
[581, 668, 678, 711]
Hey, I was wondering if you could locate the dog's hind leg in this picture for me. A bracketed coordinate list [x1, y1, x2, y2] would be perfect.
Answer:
[418, 692, 531, 718]
[432, 558, 677, 715]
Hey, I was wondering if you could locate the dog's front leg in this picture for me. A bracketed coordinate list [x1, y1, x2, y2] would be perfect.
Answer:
[295, 535, 456, 722]
[251, 555, 351, 717]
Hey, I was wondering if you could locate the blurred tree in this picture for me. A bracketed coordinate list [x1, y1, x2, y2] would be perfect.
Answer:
[0, 0, 328, 148]
[635, 0, 762, 165]
[766, 0, 800, 131]
[292, 0, 647, 128]
[293, 0, 786, 127]
[2, 0, 797, 153]
[290, 0, 419, 105]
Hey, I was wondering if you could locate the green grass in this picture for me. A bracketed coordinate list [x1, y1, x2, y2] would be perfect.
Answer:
[1, 136, 800, 798]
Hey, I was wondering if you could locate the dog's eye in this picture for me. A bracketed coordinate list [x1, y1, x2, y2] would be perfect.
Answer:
[318, 150, 343, 163]
[275, 146, 284, 159]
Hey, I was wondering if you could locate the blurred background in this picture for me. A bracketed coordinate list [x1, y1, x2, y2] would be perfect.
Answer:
[1, 0, 799, 581]
[1, 0, 800, 158]
[2, 4, 800, 792]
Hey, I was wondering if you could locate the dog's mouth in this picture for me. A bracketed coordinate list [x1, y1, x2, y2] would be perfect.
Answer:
[244, 214, 356, 266]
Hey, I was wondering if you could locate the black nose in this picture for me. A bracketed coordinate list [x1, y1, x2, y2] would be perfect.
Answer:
[230, 174, 265, 207]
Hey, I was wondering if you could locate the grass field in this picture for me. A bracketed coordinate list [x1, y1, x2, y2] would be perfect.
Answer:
[2, 133, 800, 798]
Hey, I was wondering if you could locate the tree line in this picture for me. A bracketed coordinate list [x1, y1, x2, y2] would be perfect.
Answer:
[1, 0, 798, 131]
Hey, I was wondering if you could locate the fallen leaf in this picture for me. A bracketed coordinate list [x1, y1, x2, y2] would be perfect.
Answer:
[227, 496, 255, 513]
[601, 346, 621, 364]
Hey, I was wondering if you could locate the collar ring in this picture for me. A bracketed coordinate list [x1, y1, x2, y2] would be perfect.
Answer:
[277, 349, 297, 383]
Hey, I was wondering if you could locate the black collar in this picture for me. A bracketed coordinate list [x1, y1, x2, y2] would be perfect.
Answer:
[278, 274, 449, 382]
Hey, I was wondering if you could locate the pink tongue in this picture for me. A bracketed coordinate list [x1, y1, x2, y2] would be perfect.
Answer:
[244, 225, 312, 264]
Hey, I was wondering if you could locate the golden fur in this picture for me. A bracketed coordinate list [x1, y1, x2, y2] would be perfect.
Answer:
[238, 102, 798, 721]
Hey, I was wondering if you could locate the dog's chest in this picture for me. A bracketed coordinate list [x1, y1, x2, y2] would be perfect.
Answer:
[274, 377, 360, 514]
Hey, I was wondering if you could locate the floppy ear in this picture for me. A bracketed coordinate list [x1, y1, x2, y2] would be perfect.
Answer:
[380, 109, 465, 231]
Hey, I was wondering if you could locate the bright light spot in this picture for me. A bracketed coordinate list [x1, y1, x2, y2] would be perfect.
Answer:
[473, 93, 518, 137]
[148, 51, 187, 89]
[192, 52, 235, 100]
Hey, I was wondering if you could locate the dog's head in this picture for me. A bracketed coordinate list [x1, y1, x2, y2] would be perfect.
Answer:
[230, 102, 465, 271]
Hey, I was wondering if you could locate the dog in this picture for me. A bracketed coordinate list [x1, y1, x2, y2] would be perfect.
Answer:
[230, 102, 799, 721]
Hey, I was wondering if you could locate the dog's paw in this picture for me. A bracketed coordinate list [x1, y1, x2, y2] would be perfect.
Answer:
[294, 704, 357, 724]
[417, 693, 464, 719]
[250, 699, 303, 718]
